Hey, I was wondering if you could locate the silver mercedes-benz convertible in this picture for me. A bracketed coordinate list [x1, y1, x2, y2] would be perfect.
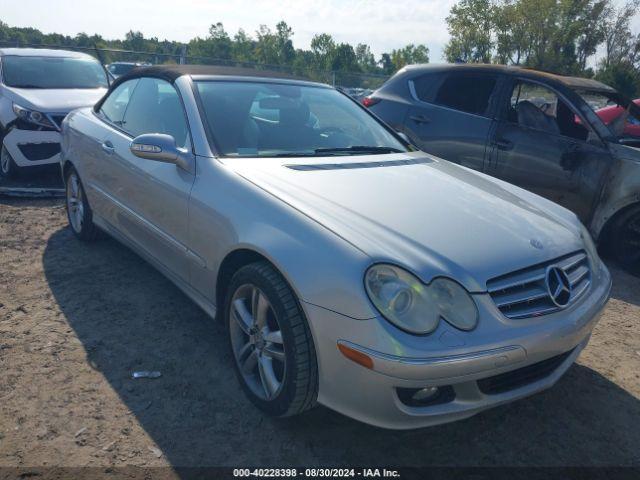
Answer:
[60, 65, 611, 429]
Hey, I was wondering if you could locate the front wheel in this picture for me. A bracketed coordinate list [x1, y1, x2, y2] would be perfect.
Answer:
[609, 205, 640, 272]
[65, 166, 100, 242]
[225, 261, 318, 417]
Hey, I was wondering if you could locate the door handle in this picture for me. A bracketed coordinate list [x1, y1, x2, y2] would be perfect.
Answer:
[101, 141, 115, 154]
[409, 114, 431, 124]
[494, 138, 513, 151]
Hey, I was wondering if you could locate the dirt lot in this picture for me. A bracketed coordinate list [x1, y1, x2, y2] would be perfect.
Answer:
[1, 197, 639, 469]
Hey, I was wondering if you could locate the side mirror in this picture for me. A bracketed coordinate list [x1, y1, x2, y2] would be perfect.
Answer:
[130, 133, 193, 172]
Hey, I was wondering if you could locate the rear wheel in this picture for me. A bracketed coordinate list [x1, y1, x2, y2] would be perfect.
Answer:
[609, 205, 640, 272]
[0, 145, 21, 178]
[65, 166, 100, 242]
[225, 261, 318, 417]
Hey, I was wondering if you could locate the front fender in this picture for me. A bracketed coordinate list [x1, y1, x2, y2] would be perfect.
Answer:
[188, 157, 378, 320]
[591, 144, 640, 239]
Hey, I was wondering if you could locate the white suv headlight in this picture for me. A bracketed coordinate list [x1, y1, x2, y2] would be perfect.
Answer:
[364, 264, 478, 335]
[12, 103, 56, 129]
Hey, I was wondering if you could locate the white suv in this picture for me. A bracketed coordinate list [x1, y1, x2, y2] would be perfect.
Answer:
[0, 48, 108, 177]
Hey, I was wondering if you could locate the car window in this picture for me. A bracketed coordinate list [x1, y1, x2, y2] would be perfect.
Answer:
[99, 79, 139, 125]
[573, 89, 640, 139]
[509, 81, 589, 142]
[195, 81, 407, 157]
[108, 64, 135, 76]
[433, 73, 497, 117]
[411, 72, 444, 103]
[121, 77, 190, 148]
[2, 55, 108, 89]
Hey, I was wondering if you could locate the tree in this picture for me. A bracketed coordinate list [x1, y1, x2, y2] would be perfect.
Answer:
[123, 30, 146, 52]
[233, 29, 254, 63]
[444, 0, 495, 63]
[330, 43, 359, 71]
[355, 43, 377, 72]
[594, 0, 640, 95]
[379, 53, 394, 74]
[390, 44, 429, 70]
[275, 21, 295, 65]
[444, 0, 627, 78]
[311, 33, 336, 70]
[207, 22, 232, 59]
[254, 25, 278, 65]
[596, 60, 640, 96]
[600, 0, 640, 68]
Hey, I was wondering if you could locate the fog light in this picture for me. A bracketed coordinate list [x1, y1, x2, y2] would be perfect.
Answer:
[396, 385, 455, 407]
[412, 386, 439, 402]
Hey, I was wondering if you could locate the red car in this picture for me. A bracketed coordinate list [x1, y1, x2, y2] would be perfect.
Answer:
[595, 98, 640, 137]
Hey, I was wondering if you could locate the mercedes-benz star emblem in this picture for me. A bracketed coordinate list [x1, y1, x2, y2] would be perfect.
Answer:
[545, 266, 572, 307]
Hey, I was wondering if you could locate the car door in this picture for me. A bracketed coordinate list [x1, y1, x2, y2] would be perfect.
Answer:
[402, 71, 500, 171]
[485, 78, 612, 223]
[82, 79, 139, 219]
[94, 77, 195, 282]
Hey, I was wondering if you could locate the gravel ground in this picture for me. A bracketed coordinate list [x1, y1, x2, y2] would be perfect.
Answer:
[0, 198, 639, 469]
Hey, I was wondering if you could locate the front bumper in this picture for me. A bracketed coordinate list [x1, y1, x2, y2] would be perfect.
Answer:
[303, 264, 611, 429]
[3, 128, 62, 167]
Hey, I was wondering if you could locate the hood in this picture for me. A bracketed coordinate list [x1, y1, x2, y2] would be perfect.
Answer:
[227, 152, 584, 292]
[4, 86, 107, 112]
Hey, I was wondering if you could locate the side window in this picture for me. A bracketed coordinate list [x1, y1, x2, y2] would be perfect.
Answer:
[411, 73, 443, 103]
[99, 79, 138, 125]
[121, 77, 190, 148]
[433, 74, 497, 117]
[509, 81, 588, 141]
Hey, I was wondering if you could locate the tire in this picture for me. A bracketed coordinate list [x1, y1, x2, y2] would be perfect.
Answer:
[0, 144, 22, 178]
[609, 205, 640, 271]
[225, 261, 318, 417]
[65, 166, 100, 242]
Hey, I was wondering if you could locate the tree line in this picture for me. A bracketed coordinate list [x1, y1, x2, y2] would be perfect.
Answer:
[0, 19, 429, 87]
[1, 0, 638, 95]
[444, 0, 640, 96]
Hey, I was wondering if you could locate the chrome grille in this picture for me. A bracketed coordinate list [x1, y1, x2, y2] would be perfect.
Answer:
[487, 251, 591, 319]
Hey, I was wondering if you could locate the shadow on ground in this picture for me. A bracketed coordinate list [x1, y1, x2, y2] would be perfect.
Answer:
[43, 227, 640, 467]
[607, 262, 640, 307]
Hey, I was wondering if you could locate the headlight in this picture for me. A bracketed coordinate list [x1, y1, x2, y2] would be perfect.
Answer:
[580, 224, 599, 270]
[364, 264, 478, 335]
[12, 103, 55, 129]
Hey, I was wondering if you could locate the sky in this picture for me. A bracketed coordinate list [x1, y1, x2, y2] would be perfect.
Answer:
[1, 0, 639, 62]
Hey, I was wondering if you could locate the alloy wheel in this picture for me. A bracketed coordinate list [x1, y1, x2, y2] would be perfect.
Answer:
[66, 172, 85, 233]
[620, 213, 640, 265]
[229, 284, 286, 400]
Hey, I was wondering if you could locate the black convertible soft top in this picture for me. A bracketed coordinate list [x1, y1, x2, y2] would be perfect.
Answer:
[116, 64, 307, 84]
[95, 64, 323, 112]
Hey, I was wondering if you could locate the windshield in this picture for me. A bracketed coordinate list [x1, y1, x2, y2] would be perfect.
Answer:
[194, 80, 408, 157]
[574, 89, 640, 139]
[2, 55, 108, 89]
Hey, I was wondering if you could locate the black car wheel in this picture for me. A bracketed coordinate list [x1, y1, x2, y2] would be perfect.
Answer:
[225, 261, 318, 417]
[65, 166, 101, 242]
[610, 205, 640, 272]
